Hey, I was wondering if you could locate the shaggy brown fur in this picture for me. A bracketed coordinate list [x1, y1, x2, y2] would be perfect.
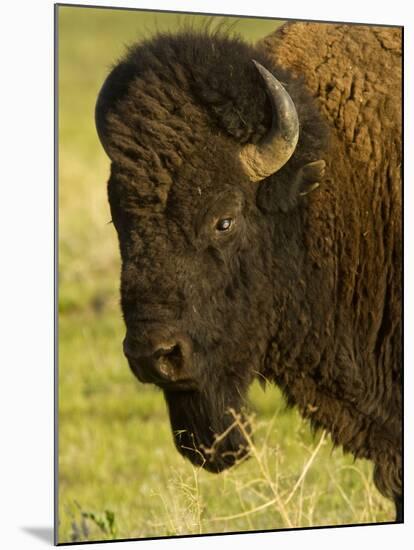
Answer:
[96, 22, 402, 521]
[260, 22, 402, 511]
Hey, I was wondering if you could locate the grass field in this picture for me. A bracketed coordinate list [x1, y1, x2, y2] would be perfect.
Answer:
[57, 5, 394, 544]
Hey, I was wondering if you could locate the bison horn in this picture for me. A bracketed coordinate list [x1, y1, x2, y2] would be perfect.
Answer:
[239, 60, 299, 182]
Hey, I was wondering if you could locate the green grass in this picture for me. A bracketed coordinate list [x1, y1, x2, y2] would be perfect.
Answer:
[57, 5, 394, 544]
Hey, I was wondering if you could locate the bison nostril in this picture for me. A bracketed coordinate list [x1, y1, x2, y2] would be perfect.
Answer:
[124, 331, 193, 387]
[155, 344, 183, 375]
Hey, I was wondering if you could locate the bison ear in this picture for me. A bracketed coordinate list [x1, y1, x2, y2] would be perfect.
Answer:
[257, 159, 326, 213]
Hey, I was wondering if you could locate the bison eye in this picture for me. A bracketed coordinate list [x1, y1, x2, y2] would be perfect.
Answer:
[215, 218, 233, 232]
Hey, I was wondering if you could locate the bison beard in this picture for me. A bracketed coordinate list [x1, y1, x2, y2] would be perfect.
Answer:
[164, 389, 251, 473]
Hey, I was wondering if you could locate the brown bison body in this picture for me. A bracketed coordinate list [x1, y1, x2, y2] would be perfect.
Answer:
[260, 23, 402, 515]
[95, 22, 402, 520]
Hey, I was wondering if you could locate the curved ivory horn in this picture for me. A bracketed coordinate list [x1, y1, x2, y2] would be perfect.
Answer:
[239, 60, 299, 182]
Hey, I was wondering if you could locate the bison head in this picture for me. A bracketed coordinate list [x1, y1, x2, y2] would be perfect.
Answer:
[95, 32, 326, 473]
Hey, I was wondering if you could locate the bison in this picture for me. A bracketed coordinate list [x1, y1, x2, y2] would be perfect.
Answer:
[95, 21, 402, 522]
